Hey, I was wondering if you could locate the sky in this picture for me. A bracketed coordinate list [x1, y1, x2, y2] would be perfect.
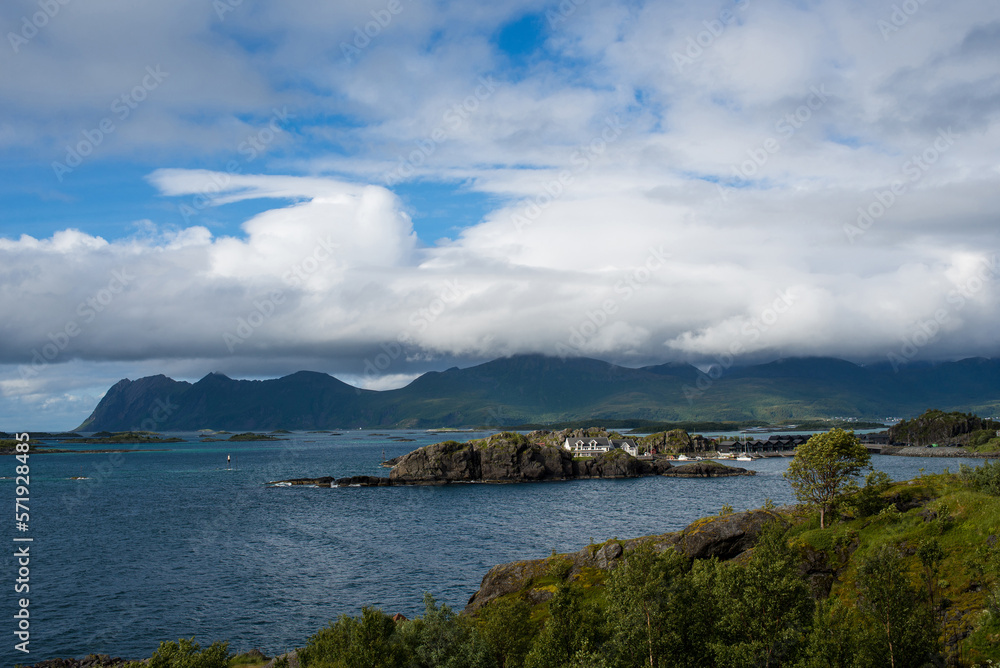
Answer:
[1, 0, 999, 430]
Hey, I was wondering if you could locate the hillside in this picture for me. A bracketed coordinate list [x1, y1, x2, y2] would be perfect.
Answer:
[75, 354, 1000, 431]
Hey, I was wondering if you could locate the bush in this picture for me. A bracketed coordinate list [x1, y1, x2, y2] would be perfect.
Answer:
[146, 638, 230, 668]
[851, 470, 893, 517]
[547, 558, 573, 581]
[959, 461, 1000, 495]
[298, 607, 405, 668]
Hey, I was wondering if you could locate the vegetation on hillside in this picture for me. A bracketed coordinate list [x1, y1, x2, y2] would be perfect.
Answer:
[889, 410, 1000, 449]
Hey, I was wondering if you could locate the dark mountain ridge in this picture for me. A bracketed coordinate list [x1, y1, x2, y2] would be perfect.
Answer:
[75, 354, 1000, 431]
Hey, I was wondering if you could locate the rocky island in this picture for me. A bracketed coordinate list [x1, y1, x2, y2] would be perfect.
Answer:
[271, 430, 754, 487]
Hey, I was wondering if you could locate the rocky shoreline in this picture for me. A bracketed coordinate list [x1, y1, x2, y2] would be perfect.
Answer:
[18, 649, 298, 668]
[880, 445, 1000, 458]
[272, 458, 754, 488]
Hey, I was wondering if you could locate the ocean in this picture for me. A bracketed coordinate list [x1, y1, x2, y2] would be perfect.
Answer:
[0, 430, 978, 663]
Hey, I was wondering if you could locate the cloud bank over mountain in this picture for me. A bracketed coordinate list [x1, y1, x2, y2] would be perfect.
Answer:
[1, 0, 998, 428]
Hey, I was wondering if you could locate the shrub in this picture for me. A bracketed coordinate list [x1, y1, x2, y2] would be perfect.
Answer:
[851, 470, 893, 518]
[298, 607, 405, 668]
[146, 638, 230, 668]
[960, 461, 1000, 495]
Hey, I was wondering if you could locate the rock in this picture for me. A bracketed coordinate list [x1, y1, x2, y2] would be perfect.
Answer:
[465, 558, 551, 613]
[243, 648, 268, 660]
[270, 476, 335, 486]
[676, 510, 784, 560]
[286, 436, 750, 488]
[574, 449, 650, 478]
[263, 650, 299, 668]
[595, 541, 623, 568]
[392, 613, 408, 622]
[334, 475, 393, 487]
[661, 461, 754, 477]
[390, 439, 483, 483]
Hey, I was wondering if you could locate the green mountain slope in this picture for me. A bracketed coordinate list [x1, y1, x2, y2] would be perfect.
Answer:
[75, 355, 1000, 431]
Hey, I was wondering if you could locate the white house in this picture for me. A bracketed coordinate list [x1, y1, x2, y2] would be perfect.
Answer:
[563, 436, 639, 457]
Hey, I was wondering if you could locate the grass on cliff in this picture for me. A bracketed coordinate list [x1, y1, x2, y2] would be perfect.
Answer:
[473, 466, 1000, 665]
[782, 470, 1000, 665]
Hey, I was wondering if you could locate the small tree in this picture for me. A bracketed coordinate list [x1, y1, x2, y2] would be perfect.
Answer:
[784, 428, 871, 528]
[479, 597, 536, 668]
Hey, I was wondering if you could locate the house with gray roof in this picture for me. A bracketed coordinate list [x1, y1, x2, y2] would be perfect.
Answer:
[563, 436, 639, 457]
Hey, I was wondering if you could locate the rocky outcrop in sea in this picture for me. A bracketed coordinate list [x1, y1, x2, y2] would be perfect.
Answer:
[270, 433, 754, 487]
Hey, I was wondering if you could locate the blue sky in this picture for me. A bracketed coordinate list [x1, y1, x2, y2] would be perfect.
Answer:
[1, 0, 999, 429]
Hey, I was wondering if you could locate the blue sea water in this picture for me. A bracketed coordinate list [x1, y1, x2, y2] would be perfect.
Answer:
[0, 431, 981, 664]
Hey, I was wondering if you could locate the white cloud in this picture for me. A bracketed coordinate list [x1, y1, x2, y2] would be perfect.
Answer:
[2, 0, 1000, 428]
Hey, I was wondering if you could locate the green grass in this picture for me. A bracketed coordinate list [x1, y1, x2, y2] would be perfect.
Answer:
[784, 473, 1000, 664]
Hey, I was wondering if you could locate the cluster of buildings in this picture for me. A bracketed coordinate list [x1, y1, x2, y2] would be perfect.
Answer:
[562, 431, 891, 458]
[563, 436, 640, 457]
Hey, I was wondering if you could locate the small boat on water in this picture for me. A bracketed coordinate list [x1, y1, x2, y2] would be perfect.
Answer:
[735, 454, 753, 462]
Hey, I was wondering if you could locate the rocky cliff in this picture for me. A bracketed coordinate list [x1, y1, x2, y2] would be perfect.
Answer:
[387, 432, 753, 484]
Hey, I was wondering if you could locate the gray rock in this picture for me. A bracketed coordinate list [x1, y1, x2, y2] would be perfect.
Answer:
[675, 510, 785, 560]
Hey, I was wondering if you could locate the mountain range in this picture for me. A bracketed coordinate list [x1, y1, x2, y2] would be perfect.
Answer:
[76, 355, 1000, 432]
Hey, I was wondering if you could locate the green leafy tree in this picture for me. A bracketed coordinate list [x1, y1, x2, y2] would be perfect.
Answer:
[524, 581, 605, 668]
[710, 523, 813, 668]
[605, 546, 674, 668]
[855, 543, 939, 668]
[298, 606, 407, 668]
[784, 428, 871, 528]
[604, 546, 716, 668]
[146, 638, 230, 668]
[793, 598, 865, 668]
[398, 593, 496, 668]
[479, 597, 537, 668]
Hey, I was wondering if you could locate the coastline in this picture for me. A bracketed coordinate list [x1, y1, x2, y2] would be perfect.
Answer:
[878, 445, 1000, 458]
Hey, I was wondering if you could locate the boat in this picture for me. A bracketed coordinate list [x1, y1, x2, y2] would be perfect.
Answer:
[735, 454, 753, 462]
